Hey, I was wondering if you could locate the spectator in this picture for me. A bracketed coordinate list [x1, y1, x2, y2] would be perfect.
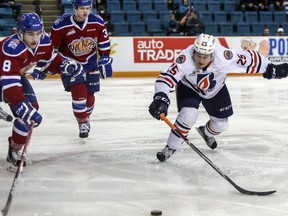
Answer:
[176, 0, 191, 20]
[277, 27, 285, 36]
[256, 0, 269, 11]
[0, 0, 22, 19]
[10, 26, 17, 34]
[179, 9, 204, 36]
[262, 25, 270, 35]
[33, 0, 42, 16]
[268, 0, 286, 12]
[96, 0, 106, 12]
[98, 9, 112, 35]
[239, 0, 258, 12]
[168, 0, 177, 13]
[166, 13, 179, 36]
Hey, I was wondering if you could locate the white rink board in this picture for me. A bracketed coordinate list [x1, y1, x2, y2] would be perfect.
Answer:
[1, 36, 287, 74]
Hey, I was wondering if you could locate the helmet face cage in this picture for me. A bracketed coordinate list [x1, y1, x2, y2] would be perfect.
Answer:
[72, 0, 92, 14]
[194, 33, 216, 55]
[17, 12, 44, 40]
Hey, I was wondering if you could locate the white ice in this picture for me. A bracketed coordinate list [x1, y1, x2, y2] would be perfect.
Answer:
[0, 76, 288, 216]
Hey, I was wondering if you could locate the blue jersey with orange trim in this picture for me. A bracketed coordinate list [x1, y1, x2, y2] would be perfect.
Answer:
[50, 13, 111, 72]
[0, 33, 55, 105]
[155, 44, 270, 99]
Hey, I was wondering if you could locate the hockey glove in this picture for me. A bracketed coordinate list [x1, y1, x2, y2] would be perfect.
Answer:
[60, 59, 84, 79]
[263, 63, 288, 79]
[31, 67, 47, 80]
[98, 55, 113, 79]
[149, 92, 170, 120]
[12, 100, 42, 127]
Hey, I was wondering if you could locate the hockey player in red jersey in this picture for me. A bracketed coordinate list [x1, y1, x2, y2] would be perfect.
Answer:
[49, 0, 113, 139]
[0, 12, 83, 166]
[149, 33, 288, 162]
[0, 13, 47, 166]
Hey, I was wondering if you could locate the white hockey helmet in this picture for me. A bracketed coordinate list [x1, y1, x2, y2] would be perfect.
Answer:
[194, 33, 216, 55]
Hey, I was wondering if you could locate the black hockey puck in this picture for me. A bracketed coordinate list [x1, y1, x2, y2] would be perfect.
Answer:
[151, 210, 162, 215]
[6, 115, 13, 122]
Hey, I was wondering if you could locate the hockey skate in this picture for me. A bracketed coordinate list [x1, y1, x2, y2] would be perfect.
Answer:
[78, 121, 90, 138]
[156, 145, 176, 162]
[196, 126, 217, 149]
[6, 137, 25, 166]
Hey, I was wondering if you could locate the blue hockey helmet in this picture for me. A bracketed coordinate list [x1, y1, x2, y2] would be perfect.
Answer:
[17, 12, 43, 32]
[72, 0, 92, 7]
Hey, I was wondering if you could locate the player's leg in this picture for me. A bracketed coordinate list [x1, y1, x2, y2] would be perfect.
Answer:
[70, 83, 90, 138]
[157, 82, 201, 162]
[198, 84, 233, 149]
[7, 77, 38, 165]
[61, 74, 90, 138]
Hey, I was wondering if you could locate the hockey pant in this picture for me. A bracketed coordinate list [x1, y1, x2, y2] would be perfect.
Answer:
[167, 108, 230, 150]
[61, 72, 99, 123]
[167, 82, 233, 150]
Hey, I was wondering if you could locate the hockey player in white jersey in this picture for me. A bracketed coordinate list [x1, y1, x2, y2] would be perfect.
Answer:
[149, 33, 288, 162]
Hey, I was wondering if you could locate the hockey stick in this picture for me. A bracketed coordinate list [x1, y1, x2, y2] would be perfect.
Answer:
[0, 106, 13, 122]
[159, 114, 276, 196]
[1, 121, 35, 216]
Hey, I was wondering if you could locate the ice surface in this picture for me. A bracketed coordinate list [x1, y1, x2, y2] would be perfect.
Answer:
[0, 77, 288, 216]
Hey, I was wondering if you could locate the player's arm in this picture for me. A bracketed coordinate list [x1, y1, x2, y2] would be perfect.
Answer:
[149, 55, 185, 120]
[1, 57, 42, 126]
[31, 35, 61, 79]
[97, 22, 113, 79]
[1, 57, 26, 105]
[226, 48, 270, 74]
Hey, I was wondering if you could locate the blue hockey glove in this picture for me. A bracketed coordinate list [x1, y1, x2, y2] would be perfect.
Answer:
[31, 67, 47, 80]
[149, 92, 170, 120]
[60, 59, 84, 79]
[12, 100, 42, 127]
[98, 55, 113, 79]
[263, 63, 288, 79]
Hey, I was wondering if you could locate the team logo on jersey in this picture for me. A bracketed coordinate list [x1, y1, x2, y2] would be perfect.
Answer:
[7, 39, 20, 49]
[223, 50, 233, 60]
[54, 17, 64, 25]
[176, 55, 186, 64]
[68, 36, 97, 56]
[196, 73, 216, 94]
[67, 28, 76, 36]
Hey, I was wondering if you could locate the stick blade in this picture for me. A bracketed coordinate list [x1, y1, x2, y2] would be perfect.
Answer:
[235, 184, 276, 196]
[241, 189, 276, 196]
[2, 207, 9, 216]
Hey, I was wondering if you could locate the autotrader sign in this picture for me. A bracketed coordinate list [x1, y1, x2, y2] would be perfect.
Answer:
[133, 37, 195, 63]
[133, 37, 231, 63]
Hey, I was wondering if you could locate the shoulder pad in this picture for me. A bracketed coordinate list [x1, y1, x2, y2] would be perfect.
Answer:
[53, 14, 73, 29]
[88, 14, 105, 25]
[40, 32, 52, 45]
[3, 36, 26, 57]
